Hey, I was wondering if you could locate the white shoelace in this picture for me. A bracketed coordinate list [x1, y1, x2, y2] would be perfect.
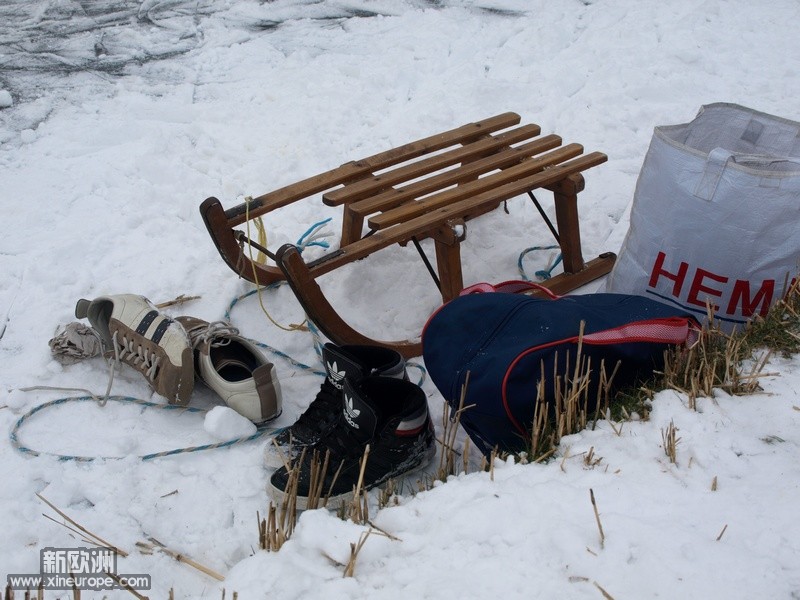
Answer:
[183, 320, 239, 349]
[37, 325, 163, 407]
[112, 330, 162, 382]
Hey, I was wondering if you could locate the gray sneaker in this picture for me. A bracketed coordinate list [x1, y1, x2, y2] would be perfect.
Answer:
[176, 317, 282, 424]
[75, 294, 194, 405]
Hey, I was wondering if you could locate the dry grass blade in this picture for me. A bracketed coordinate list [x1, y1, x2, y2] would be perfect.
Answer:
[716, 524, 728, 541]
[366, 520, 401, 542]
[527, 334, 615, 462]
[529, 371, 551, 461]
[103, 571, 150, 600]
[740, 277, 800, 357]
[593, 580, 616, 600]
[342, 527, 397, 578]
[258, 503, 289, 552]
[343, 529, 373, 578]
[661, 420, 680, 465]
[589, 488, 605, 549]
[348, 445, 371, 524]
[584, 446, 603, 468]
[377, 479, 399, 509]
[461, 435, 472, 475]
[154, 294, 201, 309]
[657, 305, 783, 410]
[437, 372, 474, 480]
[36, 493, 128, 557]
[608, 418, 624, 437]
[276, 446, 307, 539]
[308, 449, 332, 509]
[257, 446, 325, 551]
[146, 537, 224, 581]
[41, 513, 105, 548]
[593, 359, 621, 429]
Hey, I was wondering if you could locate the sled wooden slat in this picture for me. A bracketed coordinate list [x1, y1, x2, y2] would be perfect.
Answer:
[338, 134, 566, 244]
[367, 144, 587, 231]
[271, 153, 608, 279]
[346, 133, 563, 218]
[200, 113, 617, 357]
[223, 112, 522, 227]
[322, 124, 543, 206]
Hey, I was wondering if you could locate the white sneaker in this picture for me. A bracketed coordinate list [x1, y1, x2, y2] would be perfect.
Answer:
[176, 317, 282, 424]
[75, 294, 194, 405]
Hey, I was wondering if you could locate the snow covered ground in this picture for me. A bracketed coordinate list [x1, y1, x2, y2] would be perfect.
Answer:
[2, 1, 799, 598]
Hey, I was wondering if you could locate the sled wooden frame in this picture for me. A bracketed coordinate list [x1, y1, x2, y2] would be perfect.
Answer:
[200, 112, 616, 358]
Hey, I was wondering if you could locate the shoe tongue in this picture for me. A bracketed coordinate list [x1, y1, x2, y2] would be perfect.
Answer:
[341, 378, 378, 441]
[322, 345, 367, 390]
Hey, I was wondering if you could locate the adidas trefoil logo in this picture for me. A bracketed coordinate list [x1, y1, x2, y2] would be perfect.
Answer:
[327, 361, 346, 390]
[343, 394, 361, 429]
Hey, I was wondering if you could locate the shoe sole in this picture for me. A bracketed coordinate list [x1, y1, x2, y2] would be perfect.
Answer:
[268, 443, 437, 512]
[262, 432, 300, 470]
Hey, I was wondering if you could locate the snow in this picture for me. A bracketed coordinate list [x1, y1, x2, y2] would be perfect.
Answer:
[2, 0, 800, 598]
[203, 407, 257, 441]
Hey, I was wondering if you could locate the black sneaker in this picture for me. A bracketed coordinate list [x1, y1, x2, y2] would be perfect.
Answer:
[264, 343, 406, 468]
[268, 376, 436, 510]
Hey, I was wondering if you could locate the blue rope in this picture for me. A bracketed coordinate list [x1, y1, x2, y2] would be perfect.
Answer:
[518, 245, 562, 281]
[224, 286, 326, 377]
[296, 218, 332, 250]
[224, 215, 430, 385]
[304, 319, 326, 362]
[226, 289, 426, 385]
[9, 395, 281, 462]
[12, 219, 428, 463]
[222, 220, 335, 375]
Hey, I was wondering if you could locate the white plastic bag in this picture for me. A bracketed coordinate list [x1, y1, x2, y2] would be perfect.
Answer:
[606, 103, 800, 331]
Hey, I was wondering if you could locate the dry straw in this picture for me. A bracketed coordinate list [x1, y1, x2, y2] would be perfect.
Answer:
[589, 488, 605, 549]
[347, 445, 372, 525]
[36, 493, 127, 557]
[251, 276, 800, 571]
[661, 420, 680, 465]
[141, 537, 224, 582]
[524, 323, 620, 463]
[4, 583, 45, 600]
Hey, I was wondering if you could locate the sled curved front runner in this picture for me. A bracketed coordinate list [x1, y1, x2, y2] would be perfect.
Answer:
[275, 244, 424, 358]
[200, 112, 616, 358]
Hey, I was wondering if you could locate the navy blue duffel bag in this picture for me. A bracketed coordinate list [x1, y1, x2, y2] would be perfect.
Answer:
[422, 281, 700, 456]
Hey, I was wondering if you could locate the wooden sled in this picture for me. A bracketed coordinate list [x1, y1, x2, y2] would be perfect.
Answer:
[200, 112, 617, 358]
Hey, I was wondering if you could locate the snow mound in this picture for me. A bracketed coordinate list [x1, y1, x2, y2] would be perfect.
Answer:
[204, 406, 258, 440]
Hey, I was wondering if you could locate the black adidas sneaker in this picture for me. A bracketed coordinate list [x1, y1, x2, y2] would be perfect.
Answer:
[268, 375, 436, 510]
[263, 343, 406, 468]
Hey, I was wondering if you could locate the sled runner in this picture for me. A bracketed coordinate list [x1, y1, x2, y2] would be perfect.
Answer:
[200, 112, 616, 357]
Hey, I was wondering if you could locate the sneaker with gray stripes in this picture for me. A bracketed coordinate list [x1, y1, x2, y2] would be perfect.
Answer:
[75, 294, 194, 405]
